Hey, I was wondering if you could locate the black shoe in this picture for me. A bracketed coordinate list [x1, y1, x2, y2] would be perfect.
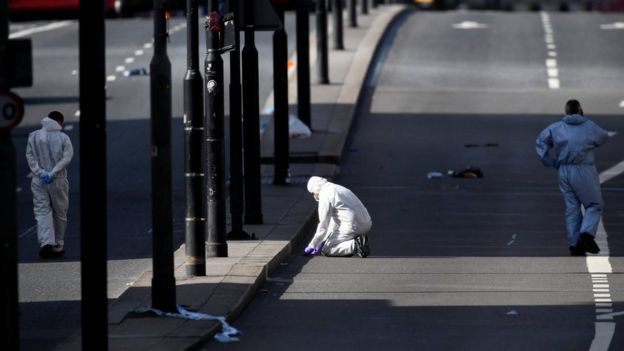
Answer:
[39, 244, 55, 259]
[569, 245, 586, 256]
[580, 233, 600, 254]
[354, 235, 370, 258]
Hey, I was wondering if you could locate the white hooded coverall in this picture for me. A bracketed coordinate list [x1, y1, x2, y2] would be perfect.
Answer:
[307, 177, 372, 256]
[536, 114, 609, 247]
[26, 117, 74, 249]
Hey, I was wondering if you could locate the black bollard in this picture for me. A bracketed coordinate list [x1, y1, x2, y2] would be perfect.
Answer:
[349, 0, 357, 27]
[316, 0, 330, 84]
[332, 0, 344, 50]
[296, 0, 312, 128]
[273, 5, 289, 185]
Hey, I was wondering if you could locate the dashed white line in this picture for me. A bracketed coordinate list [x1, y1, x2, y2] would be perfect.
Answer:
[107, 75, 117, 82]
[125, 57, 135, 64]
[135, 50, 144, 56]
[9, 20, 73, 39]
[548, 78, 560, 89]
[115, 66, 125, 72]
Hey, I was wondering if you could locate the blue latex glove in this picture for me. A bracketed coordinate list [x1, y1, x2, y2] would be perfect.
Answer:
[40, 172, 53, 184]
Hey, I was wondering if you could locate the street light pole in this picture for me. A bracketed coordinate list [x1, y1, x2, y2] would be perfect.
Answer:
[227, 0, 252, 240]
[204, 2, 228, 257]
[296, 0, 312, 128]
[150, 0, 177, 311]
[184, 0, 206, 276]
[332, 0, 344, 50]
[79, 0, 109, 346]
[242, 1, 263, 224]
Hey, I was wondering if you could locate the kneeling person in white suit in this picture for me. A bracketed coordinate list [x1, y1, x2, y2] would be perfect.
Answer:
[304, 176, 372, 258]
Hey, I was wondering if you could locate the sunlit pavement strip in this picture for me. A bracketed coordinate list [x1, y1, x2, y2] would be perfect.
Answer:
[588, 158, 624, 350]
[541, 13, 560, 90]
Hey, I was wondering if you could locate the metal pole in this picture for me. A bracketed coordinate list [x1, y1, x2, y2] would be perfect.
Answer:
[316, 0, 330, 84]
[362, 0, 368, 15]
[242, 0, 263, 224]
[227, 0, 252, 240]
[0, 132, 18, 351]
[332, 0, 344, 50]
[296, 0, 311, 128]
[184, 0, 206, 276]
[273, 6, 289, 185]
[349, 0, 357, 27]
[0, 4, 18, 348]
[205, 3, 228, 257]
[150, 0, 177, 311]
[79, 0, 108, 347]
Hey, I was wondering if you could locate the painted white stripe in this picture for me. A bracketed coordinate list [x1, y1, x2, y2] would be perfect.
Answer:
[135, 50, 144, 56]
[548, 78, 560, 89]
[116, 66, 125, 72]
[594, 294, 611, 298]
[608, 131, 618, 137]
[18, 225, 37, 238]
[593, 289, 610, 293]
[9, 21, 73, 39]
[547, 68, 559, 77]
[595, 299, 613, 303]
[599, 160, 624, 184]
[125, 57, 135, 64]
[596, 309, 613, 313]
[546, 59, 557, 68]
[592, 274, 608, 278]
[619, 100, 624, 108]
[596, 303, 613, 307]
[74, 110, 80, 117]
[547, 44, 556, 50]
[106, 75, 117, 82]
[594, 284, 610, 288]
[143, 43, 153, 49]
[548, 51, 557, 57]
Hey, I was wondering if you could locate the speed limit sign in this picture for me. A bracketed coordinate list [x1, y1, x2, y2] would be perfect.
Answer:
[0, 90, 24, 131]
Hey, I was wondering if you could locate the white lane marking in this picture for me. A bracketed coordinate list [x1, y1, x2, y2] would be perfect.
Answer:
[545, 35, 554, 44]
[116, 66, 125, 72]
[546, 59, 557, 68]
[9, 21, 73, 39]
[19, 225, 37, 238]
[71, 69, 78, 75]
[547, 68, 559, 77]
[587, 158, 624, 350]
[107, 75, 117, 82]
[600, 22, 624, 30]
[547, 44, 556, 50]
[590, 322, 615, 351]
[135, 50, 144, 56]
[74, 110, 80, 117]
[607, 131, 618, 137]
[619, 101, 624, 108]
[125, 57, 135, 64]
[548, 78, 560, 89]
[548, 51, 557, 57]
[452, 21, 488, 29]
[143, 43, 153, 49]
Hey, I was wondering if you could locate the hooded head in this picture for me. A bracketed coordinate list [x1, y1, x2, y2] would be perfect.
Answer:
[307, 176, 328, 194]
[565, 99, 583, 116]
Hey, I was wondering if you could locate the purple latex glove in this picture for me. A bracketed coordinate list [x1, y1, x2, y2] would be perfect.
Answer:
[303, 246, 316, 256]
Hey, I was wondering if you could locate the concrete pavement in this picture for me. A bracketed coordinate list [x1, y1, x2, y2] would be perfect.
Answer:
[54, 4, 409, 350]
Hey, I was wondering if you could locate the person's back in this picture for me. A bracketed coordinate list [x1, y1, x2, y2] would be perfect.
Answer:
[325, 182, 371, 234]
[535, 99, 608, 256]
[26, 111, 73, 259]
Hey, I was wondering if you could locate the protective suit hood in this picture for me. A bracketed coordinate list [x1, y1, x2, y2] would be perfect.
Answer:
[307, 176, 328, 193]
[563, 114, 587, 126]
[41, 117, 62, 131]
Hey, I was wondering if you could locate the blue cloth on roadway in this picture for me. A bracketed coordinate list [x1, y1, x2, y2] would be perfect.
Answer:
[536, 114, 609, 246]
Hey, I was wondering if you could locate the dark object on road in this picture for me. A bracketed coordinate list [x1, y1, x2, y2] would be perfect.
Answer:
[569, 245, 586, 256]
[125, 68, 149, 77]
[451, 166, 483, 178]
[464, 143, 499, 148]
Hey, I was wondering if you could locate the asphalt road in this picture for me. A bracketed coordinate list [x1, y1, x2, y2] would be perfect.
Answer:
[204, 9, 624, 351]
[9, 12, 304, 351]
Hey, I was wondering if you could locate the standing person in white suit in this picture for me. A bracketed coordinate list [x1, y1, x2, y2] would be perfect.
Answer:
[304, 176, 372, 257]
[26, 111, 74, 259]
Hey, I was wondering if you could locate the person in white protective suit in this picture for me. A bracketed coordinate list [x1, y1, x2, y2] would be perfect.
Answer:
[536, 99, 609, 256]
[304, 176, 372, 257]
[26, 111, 74, 259]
